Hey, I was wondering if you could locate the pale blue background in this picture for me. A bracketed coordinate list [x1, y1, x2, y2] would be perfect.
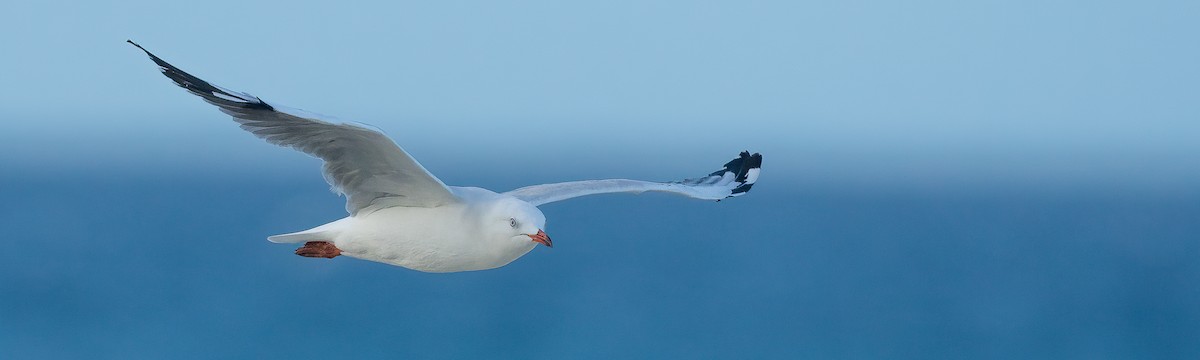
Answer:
[2, 1, 1198, 358]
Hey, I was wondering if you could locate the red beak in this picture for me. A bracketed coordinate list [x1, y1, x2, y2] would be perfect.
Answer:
[528, 230, 553, 248]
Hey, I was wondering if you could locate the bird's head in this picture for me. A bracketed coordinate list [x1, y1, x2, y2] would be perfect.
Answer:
[486, 197, 551, 248]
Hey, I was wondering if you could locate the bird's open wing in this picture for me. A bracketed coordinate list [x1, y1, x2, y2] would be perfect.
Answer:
[129, 41, 458, 214]
[505, 151, 762, 206]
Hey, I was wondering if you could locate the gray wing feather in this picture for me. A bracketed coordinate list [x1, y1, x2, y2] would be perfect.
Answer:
[130, 41, 458, 214]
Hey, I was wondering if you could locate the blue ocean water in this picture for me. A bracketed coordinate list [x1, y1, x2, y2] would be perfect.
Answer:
[1, 174, 1196, 359]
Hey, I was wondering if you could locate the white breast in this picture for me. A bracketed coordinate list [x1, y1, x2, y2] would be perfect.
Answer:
[328, 204, 536, 273]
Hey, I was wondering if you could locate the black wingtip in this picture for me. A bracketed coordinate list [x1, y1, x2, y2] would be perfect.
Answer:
[726, 151, 762, 197]
[128, 40, 275, 111]
[714, 151, 762, 181]
[126, 39, 165, 64]
[127, 40, 147, 53]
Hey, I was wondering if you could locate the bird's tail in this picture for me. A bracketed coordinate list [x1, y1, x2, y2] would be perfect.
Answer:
[267, 231, 325, 244]
[266, 219, 347, 243]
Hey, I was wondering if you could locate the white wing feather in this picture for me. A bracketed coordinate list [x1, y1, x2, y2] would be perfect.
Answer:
[506, 152, 762, 206]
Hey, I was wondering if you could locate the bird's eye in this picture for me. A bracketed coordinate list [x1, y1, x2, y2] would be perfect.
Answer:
[509, 218, 518, 228]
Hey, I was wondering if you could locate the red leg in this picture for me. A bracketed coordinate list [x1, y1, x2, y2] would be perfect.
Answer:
[295, 241, 342, 259]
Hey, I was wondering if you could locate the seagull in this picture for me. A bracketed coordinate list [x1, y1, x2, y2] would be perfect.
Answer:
[129, 40, 762, 273]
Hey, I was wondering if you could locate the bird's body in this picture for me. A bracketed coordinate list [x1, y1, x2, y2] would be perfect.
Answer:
[276, 187, 543, 272]
[130, 40, 761, 273]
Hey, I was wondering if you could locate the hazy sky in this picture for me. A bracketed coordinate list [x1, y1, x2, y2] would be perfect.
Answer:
[2, 0, 1197, 194]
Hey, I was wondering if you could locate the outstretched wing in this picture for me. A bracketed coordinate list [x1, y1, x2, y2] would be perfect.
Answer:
[506, 151, 762, 206]
[129, 41, 458, 214]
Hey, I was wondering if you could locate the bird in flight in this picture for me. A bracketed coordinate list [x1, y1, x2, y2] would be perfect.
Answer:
[129, 40, 762, 273]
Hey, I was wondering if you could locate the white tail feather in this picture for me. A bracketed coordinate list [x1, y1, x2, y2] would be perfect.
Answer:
[266, 218, 348, 243]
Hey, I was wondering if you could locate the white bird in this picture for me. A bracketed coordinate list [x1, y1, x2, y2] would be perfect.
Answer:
[129, 41, 762, 273]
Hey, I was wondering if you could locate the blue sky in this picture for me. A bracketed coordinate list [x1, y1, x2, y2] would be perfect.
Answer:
[2, 0, 1197, 194]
